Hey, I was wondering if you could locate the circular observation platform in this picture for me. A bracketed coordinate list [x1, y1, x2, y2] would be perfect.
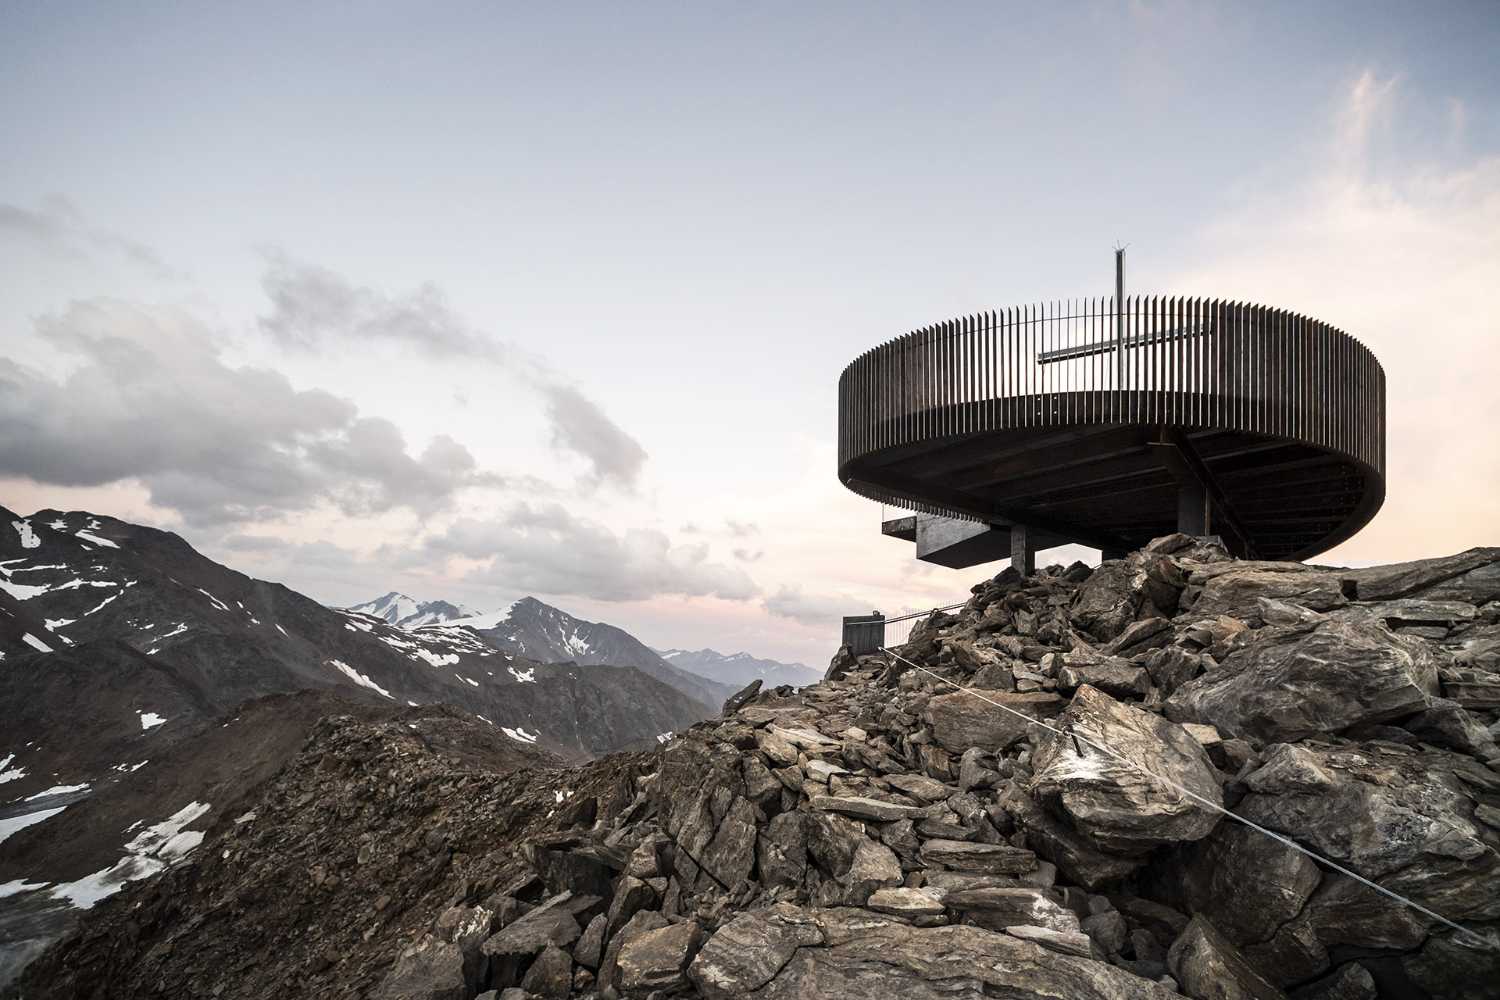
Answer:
[838, 297, 1385, 563]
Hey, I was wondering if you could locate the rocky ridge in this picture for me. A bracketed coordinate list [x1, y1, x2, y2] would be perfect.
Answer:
[12, 536, 1500, 999]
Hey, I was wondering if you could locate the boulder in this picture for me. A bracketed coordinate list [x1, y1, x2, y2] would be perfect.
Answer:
[1030, 685, 1223, 854]
[1155, 822, 1321, 945]
[757, 811, 807, 890]
[616, 920, 703, 993]
[572, 913, 607, 970]
[1289, 963, 1375, 1000]
[1002, 785, 1142, 889]
[723, 678, 762, 716]
[517, 943, 571, 1000]
[840, 839, 903, 902]
[372, 934, 468, 1000]
[924, 690, 1063, 753]
[1168, 916, 1288, 1000]
[1184, 564, 1348, 621]
[742, 906, 1179, 999]
[1165, 618, 1438, 743]
[1057, 653, 1152, 699]
[866, 887, 947, 917]
[480, 895, 583, 964]
[1236, 744, 1500, 922]
[604, 875, 657, 938]
[597, 909, 667, 992]
[1071, 560, 1144, 641]
[1342, 547, 1500, 602]
[688, 903, 825, 999]
[826, 644, 857, 681]
[1402, 698, 1495, 754]
[1401, 931, 1500, 1000]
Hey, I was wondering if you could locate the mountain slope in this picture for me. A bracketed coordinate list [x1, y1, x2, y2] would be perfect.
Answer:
[0, 507, 710, 762]
[345, 592, 478, 628]
[656, 646, 821, 687]
[0, 504, 715, 983]
[15, 541, 1500, 999]
[440, 597, 737, 709]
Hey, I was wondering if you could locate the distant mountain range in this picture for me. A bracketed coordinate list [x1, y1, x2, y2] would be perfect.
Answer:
[0, 504, 720, 972]
[345, 592, 479, 629]
[436, 597, 738, 710]
[656, 647, 820, 688]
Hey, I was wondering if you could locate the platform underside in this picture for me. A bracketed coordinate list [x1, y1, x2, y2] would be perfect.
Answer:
[843, 421, 1383, 562]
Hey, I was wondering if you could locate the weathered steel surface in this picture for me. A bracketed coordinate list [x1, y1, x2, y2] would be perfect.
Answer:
[837, 298, 1386, 561]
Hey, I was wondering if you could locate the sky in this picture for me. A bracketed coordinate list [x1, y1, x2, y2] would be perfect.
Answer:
[2, 1, 1497, 666]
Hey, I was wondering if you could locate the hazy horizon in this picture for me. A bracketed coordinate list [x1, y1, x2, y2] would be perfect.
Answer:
[4, 2, 1498, 664]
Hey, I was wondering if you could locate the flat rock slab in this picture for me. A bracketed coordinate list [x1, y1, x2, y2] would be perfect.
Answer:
[809, 795, 921, 822]
[1005, 924, 1095, 958]
[942, 886, 1081, 933]
[884, 773, 953, 802]
[866, 887, 948, 917]
[920, 838, 1038, 874]
[739, 907, 1179, 1000]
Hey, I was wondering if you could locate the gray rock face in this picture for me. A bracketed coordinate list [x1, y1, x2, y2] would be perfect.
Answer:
[1289, 962, 1376, 1000]
[1184, 564, 1349, 621]
[1031, 685, 1223, 854]
[372, 935, 468, 1000]
[1168, 916, 1288, 1000]
[1236, 743, 1500, 923]
[942, 886, 1082, 933]
[688, 904, 825, 999]
[1156, 822, 1322, 945]
[18, 538, 1500, 1000]
[1166, 618, 1438, 743]
[615, 920, 702, 992]
[742, 907, 1180, 1000]
[924, 689, 1063, 752]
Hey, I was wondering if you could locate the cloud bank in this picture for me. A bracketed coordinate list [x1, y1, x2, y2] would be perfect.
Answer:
[0, 299, 493, 525]
[259, 254, 648, 489]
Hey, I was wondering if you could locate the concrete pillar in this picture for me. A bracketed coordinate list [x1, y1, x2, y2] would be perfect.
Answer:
[1176, 480, 1208, 536]
[1009, 524, 1035, 576]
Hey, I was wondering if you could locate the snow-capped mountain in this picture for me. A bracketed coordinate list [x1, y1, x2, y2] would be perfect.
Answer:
[431, 597, 737, 710]
[656, 647, 822, 688]
[345, 592, 479, 629]
[0, 504, 716, 971]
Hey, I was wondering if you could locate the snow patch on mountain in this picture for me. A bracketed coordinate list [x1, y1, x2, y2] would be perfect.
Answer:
[49, 801, 211, 909]
[11, 520, 40, 549]
[328, 659, 393, 700]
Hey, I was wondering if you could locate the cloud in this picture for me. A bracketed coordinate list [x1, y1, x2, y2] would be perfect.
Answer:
[541, 384, 648, 488]
[1171, 70, 1500, 561]
[257, 253, 647, 488]
[424, 502, 759, 602]
[763, 585, 869, 627]
[0, 299, 493, 525]
[733, 548, 763, 563]
[725, 519, 759, 537]
[0, 195, 175, 277]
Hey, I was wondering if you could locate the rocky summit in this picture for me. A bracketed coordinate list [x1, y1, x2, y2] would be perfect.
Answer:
[11, 536, 1500, 1000]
